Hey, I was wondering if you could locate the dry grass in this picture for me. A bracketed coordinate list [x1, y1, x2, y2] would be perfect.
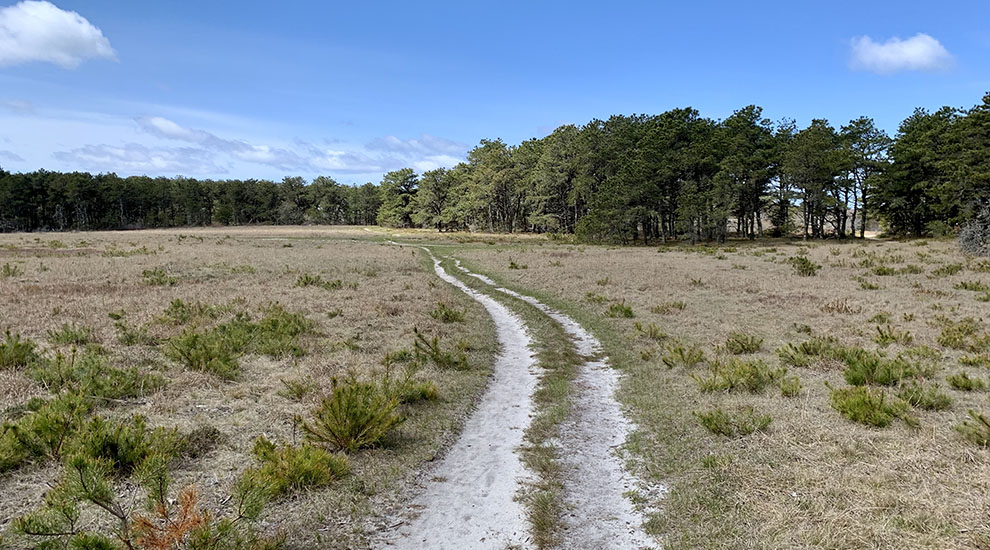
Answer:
[0, 226, 497, 548]
[456, 238, 990, 549]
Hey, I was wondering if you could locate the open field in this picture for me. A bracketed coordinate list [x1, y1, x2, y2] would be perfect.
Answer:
[4, 226, 990, 549]
[0, 227, 497, 549]
[450, 237, 990, 549]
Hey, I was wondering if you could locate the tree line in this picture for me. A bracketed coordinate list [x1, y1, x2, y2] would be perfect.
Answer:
[3, 93, 988, 241]
[0, 173, 380, 232]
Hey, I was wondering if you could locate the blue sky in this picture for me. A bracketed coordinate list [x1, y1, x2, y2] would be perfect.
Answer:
[1, 0, 988, 184]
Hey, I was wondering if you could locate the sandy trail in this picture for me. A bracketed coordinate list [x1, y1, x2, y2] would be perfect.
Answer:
[452, 259, 656, 550]
[380, 249, 538, 550]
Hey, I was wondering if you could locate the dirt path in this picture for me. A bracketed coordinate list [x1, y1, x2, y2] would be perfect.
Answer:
[452, 260, 656, 550]
[380, 249, 538, 550]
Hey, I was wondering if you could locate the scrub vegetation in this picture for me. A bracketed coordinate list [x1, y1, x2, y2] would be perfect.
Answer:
[0, 227, 497, 549]
[454, 235, 990, 550]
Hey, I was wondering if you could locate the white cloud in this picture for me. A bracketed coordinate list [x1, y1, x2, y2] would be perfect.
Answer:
[0, 1, 115, 68]
[130, 115, 467, 175]
[2, 99, 35, 114]
[0, 149, 24, 162]
[53, 143, 223, 175]
[367, 134, 467, 156]
[850, 33, 953, 74]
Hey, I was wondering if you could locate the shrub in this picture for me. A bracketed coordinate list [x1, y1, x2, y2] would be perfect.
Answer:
[872, 265, 897, 276]
[0, 392, 90, 471]
[694, 407, 771, 437]
[724, 332, 763, 355]
[0, 330, 39, 370]
[787, 256, 821, 276]
[651, 301, 686, 314]
[242, 436, 349, 498]
[956, 281, 990, 292]
[820, 298, 861, 314]
[779, 376, 803, 397]
[828, 385, 916, 428]
[160, 298, 226, 325]
[931, 263, 964, 277]
[165, 330, 240, 380]
[509, 261, 528, 270]
[251, 304, 314, 357]
[840, 349, 919, 386]
[1, 262, 23, 278]
[959, 204, 990, 257]
[66, 415, 182, 475]
[873, 325, 913, 347]
[897, 382, 952, 411]
[936, 317, 982, 350]
[31, 350, 163, 400]
[960, 354, 990, 368]
[947, 371, 986, 391]
[634, 322, 667, 342]
[584, 292, 607, 304]
[956, 410, 990, 446]
[606, 301, 634, 318]
[295, 273, 344, 291]
[279, 377, 316, 401]
[776, 336, 841, 367]
[693, 359, 785, 394]
[46, 323, 94, 346]
[413, 329, 468, 370]
[662, 344, 706, 369]
[11, 449, 279, 550]
[109, 313, 157, 346]
[429, 302, 465, 323]
[301, 378, 405, 452]
[142, 268, 178, 286]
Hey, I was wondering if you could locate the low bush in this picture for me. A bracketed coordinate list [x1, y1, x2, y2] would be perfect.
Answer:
[1, 262, 23, 278]
[634, 322, 667, 342]
[779, 375, 803, 397]
[606, 301, 634, 318]
[694, 407, 771, 437]
[776, 336, 841, 367]
[109, 312, 157, 346]
[0, 330, 40, 370]
[295, 273, 344, 291]
[242, 436, 349, 498]
[787, 256, 821, 276]
[897, 382, 952, 411]
[47, 323, 94, 346]
[301, 378, 405, 453]
[413, 329, 468, 370]
[0, 392, 90, 472]
[661, 344, 706, 369]
[651, 301, 686, 314]
[142, 268, 178, 286]
[840, 348, 920, 387]
[956, 410, 990, 446]
[947, 371, 986, 391]
[66, 415, 182, 476]
[724, 332, 763, 355]
[693, 359, 785, 394]
[873, 325, 913, 347]
[931, 263, 964, 277]
[31, 350, 163, 400]
[828, 385, 916, 428]
[159, 298, 228, 325]
[165, 329, 240, 379]
[429, 302, 465, 323]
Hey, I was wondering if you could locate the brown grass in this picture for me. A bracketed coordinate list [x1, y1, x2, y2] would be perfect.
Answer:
[456, 238, 990, 549]
[0, 226, 497, 548]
